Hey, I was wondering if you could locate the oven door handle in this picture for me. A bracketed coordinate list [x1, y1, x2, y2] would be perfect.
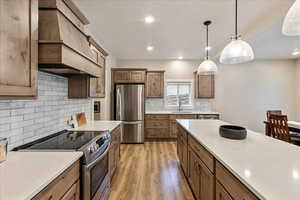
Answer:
[84, 143, 110, 170]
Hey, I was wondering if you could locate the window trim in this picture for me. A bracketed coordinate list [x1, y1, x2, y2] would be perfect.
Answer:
[165, 81, 193, 108]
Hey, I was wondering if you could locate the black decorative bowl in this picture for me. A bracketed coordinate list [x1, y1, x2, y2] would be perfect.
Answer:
[219, 125, 247, 140]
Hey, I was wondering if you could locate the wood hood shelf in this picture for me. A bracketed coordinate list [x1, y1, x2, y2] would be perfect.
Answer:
[38, 0, 106, 77]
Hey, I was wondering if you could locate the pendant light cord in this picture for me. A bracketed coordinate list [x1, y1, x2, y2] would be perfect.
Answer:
[235, 0, 238, 39]
[206, 24, 209, 59]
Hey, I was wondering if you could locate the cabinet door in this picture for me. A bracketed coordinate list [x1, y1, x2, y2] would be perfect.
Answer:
[198, 157, 214, 200]
[0, 0, 38, 98]
[216, 181, 233, 200]
[109, 144, 116, 177]
[146, 71, 164, 98]
[130, 71, 145, 83]
[169, 121, 178, 138]
[194, 73, 214, 98]
[90, 65, 105, 98]
[182, 142, 188, 176]
[61, 181, 80, 200]
[188, 149, 200, 199]
[114, 71, 131, 82]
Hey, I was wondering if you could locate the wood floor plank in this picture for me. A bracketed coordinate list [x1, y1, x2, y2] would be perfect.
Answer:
[109, 142, 195, 200]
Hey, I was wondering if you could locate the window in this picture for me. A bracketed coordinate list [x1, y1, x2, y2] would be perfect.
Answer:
[166, 82, 192, 107]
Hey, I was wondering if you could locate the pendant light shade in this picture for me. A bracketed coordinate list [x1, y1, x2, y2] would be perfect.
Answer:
[198, 21, 218, 75]
[220, 0, 254, 64]
[197, 58, 218, 75]
[282, 0, 300, 36]
[220, 37, 254, 64]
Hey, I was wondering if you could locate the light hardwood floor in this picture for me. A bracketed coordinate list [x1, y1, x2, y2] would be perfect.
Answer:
[108, 142, 195, 200]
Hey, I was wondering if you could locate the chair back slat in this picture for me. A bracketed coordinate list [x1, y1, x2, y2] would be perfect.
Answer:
[266, 110, 282, 121]
[269, 114, 291, 143]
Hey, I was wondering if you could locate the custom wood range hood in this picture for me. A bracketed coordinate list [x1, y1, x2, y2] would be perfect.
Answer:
[38, 0, 108, 77]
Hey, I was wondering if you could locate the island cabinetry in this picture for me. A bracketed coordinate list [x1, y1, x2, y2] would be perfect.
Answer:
[170, 114, 197, 138]
[188, 148, 214, 200]
[32, 161, 80, 200]
[0, 0, 38, 98]
[146, 71, 165, 98]
[177, 122, 260, 200]
[109, 125, 121, 179]
[177, 125, 188, 176]
[216, 181, 233, 200]
[216, 161, 259, 200]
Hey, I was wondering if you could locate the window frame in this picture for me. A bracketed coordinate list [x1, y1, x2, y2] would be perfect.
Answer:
[165, 81, 193, 108]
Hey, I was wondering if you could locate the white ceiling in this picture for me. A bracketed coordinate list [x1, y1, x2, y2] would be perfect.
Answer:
[73, 0, 300, 60]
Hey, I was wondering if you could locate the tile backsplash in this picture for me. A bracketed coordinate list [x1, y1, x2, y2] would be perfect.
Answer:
[145, 98, 216, 112]
[0, 72, 92, 150]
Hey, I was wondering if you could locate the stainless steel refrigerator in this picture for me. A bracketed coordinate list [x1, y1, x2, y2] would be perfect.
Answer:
[115, 84, 144, 143]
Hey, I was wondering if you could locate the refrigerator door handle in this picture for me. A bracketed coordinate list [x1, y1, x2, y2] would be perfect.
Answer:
[116, 88, 122, 120]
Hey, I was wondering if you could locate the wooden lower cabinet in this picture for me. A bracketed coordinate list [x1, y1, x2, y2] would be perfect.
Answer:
[216, 181, 233, 200]
[32, 161, 80, 200]
[177, 123, 259, 200]
[109, 125, 121, 179]
[188, 147, 214, 200]
[61, 181, 80, 200]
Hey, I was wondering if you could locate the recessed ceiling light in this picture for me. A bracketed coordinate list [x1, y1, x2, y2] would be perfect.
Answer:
[147, 45, 154, 51]
[178, 56, 183, 60]
[145, 16, 155, 24]
[292, 49, 300, 56]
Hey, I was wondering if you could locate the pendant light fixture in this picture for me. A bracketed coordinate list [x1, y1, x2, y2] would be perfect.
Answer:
[220, 0, 254, 64]
[197, 21, 218, 75]
[282, 0, 300, 36]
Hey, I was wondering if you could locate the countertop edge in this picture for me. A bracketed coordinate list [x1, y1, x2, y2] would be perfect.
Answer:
[176, 120, 266, 200]
[24, 152, 83, 200]
[145, 111, 220, 115]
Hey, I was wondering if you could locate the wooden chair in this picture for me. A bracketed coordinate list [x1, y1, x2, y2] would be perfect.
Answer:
[265, 110, 282, 136]
[266, 110, 282, 120]
[268, 114, 291, 143]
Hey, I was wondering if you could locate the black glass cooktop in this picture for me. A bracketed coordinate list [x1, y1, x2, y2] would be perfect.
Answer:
[14, 130, 104, 151]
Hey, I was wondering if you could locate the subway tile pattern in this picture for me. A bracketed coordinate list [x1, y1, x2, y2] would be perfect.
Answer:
[145, 98, 216, 112]
[0, 72, 92, 150]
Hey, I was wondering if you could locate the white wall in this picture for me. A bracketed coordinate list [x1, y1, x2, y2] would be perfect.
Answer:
[117, 59, 297, 133]
[295, 59, 300, 121]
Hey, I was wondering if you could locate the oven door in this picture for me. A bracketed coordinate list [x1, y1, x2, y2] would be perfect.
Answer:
[82, 144, 110, 200]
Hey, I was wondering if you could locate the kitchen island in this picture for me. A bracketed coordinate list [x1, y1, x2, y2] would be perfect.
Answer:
[177, 119, 300, 200]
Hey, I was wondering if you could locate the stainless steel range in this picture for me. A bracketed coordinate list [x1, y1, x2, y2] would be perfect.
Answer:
[14, 130, 111, 200]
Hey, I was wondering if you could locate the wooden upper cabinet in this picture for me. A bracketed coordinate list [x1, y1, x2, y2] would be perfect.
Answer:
[112, 69, 146, 83]
[0, 0, 38, 98]
[194, 72, 215, 99]
[146, 71, 165, 98]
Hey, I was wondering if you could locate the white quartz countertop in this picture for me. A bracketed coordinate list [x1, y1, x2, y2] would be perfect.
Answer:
[145, 111, 219, 115]
[68, 120, 122, 132]
[177, 119, 300, 200]
[0, 151, 82, 200]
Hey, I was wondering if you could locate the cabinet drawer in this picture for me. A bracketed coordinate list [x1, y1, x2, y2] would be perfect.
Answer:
[145, 114, 169, 120]
[198, 114, 219, 119]
[170, 114, 198, 120]
[32, 161, 80, 200]
[146, 128, 169, 138]
[216, 161, 259, 200]
[188, 135, 214, 173]
[145, 119, 169, 128]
